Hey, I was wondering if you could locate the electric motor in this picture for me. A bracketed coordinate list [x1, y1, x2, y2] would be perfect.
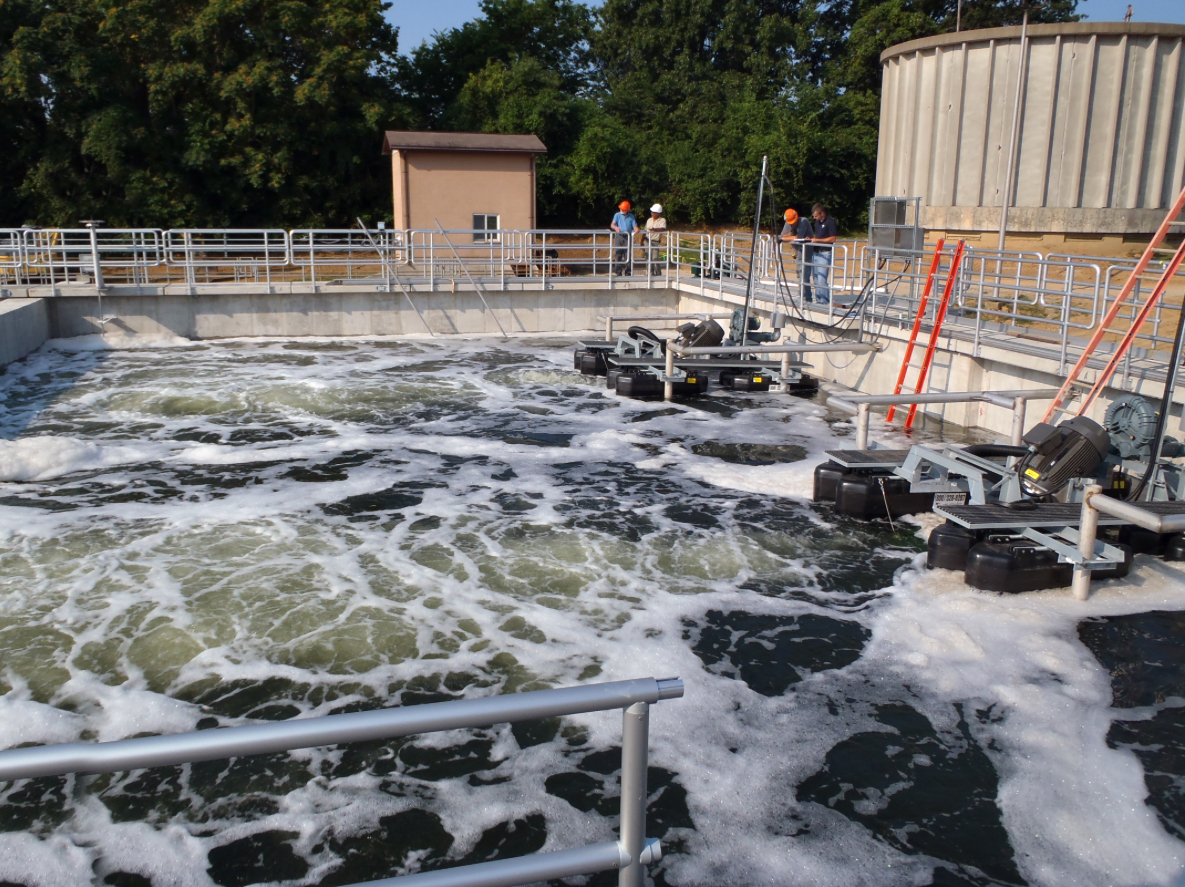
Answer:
[1017, 416, 1110, 497]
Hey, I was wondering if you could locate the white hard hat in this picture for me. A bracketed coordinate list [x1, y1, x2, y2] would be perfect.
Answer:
[650, 204, 663, 214]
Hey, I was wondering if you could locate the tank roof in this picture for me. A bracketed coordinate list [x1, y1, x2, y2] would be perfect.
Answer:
[881, 21, 1185, 64]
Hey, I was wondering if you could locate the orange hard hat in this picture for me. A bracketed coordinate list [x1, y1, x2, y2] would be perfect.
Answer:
[619, 201, 631, 212]
[784, 208, 799, 224]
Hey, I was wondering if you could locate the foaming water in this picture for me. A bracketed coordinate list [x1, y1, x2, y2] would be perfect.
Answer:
[0, 336, 1182, 887]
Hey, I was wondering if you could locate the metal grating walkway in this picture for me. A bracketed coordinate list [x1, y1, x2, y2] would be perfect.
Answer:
[824, 449, 912, 469]
[937, 500, 1185, 530]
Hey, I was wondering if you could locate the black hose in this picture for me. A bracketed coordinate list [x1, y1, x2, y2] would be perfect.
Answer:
[963, 444, 1029, 459]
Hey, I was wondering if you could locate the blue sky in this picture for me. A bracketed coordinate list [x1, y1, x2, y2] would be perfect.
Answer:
[385, 0, 1185, 55]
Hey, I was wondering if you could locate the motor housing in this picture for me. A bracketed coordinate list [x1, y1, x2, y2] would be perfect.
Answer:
[1018, 416, 1110, 497]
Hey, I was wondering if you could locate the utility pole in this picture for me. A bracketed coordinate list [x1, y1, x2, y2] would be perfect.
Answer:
[997, 3, 1031, 252]
[956, 0, 962, 32]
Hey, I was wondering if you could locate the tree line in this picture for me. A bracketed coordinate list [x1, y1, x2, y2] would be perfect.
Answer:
[0, 0, 1079, 232]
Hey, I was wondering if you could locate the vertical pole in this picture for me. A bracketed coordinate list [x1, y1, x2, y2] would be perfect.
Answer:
[856, 403, 870, 450]
[619, 701, 649, 887]
[1011, 397, 1028, 447]
[780, 353, 791, 392]
[87, 224, 105, 292]
[664, 346, 675, 401]
[740, 157, 768, 344]
[1073, 484, 1102, 601]
[997, 8, 1029, 252]
[607, 316, 614, 341]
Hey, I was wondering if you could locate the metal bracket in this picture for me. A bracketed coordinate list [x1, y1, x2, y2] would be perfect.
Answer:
[1019, 526, 1124, 568]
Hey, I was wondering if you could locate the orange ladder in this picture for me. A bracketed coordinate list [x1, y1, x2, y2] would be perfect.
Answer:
[887, 240, 967, 430]
[886, 239, 945, 424]
[1074, 237, 1185, 417]
[1042, 183, 1185, 423]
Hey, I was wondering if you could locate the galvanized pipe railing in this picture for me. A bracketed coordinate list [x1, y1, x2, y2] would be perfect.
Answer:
[1073, 487, 1185, 600]
[0, 676, 683, 887]
[826, 388, 1063, 449]
[602, 312, 731, 340]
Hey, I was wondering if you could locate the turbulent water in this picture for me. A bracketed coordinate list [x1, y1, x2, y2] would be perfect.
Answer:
[0, 334, 1183, 887]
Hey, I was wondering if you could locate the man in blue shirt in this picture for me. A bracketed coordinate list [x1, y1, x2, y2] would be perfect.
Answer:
[611, 201, 637, 276]
[809, 203, 838, 305]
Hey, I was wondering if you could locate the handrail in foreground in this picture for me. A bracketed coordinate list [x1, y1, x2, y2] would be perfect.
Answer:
[0, 676, 683, 887]
[1073, 487, 1185, 600]
[827, 388, 1063, 448]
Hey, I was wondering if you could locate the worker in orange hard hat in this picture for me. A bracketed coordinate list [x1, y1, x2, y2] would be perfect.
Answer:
[611, 200, 638, 276]
[780, 207, 815, 303]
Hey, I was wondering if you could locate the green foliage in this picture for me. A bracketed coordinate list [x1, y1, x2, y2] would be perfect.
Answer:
[0, 0, 1081, 229]
[1, 0, 409, 226]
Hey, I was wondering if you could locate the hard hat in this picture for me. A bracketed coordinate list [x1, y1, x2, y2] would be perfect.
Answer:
[650, 204, 663, 214]
[619, 201, 631, 212]
[784, 208, 799, 224]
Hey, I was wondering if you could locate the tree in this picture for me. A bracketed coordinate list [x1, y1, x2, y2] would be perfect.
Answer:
[397, 0, 591, 127]
[0, 0, 411, 227]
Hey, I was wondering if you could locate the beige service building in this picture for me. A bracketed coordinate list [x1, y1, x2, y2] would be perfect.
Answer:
[382, 131, 548, 235]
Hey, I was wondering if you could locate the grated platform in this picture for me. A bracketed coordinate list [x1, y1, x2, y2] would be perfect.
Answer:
[824, 449, 912, 469]
[937, 500, 1185, 530]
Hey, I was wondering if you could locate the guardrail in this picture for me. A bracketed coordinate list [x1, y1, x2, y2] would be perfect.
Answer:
[602, 312, 731, 340]
[0, 676, 683, 887]
[1073, 488, 1185, 600]
[826, 388, 1063, 449]
[3, 227, 1184, 388]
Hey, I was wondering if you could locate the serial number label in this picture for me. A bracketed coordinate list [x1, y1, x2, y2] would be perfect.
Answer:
[934, 492, 968, 506]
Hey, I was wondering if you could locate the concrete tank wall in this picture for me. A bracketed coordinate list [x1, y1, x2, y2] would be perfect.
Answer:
[878, 22, 1185, 235]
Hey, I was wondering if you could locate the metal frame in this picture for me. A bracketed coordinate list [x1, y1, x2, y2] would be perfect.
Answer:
[0, 676, 683, 887]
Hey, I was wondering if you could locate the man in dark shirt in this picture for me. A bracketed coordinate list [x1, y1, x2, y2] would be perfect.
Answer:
[779, 208, 815, 302]
[810, 203, 838, 305]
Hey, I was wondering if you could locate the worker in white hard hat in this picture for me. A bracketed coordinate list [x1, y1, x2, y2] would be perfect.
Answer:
[644, 204, 668, 275]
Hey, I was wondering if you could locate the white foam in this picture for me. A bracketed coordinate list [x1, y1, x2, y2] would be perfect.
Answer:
[1, 336, 1183, 887]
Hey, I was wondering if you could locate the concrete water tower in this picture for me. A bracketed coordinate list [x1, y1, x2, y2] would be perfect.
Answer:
[876, 22, 1185, 252]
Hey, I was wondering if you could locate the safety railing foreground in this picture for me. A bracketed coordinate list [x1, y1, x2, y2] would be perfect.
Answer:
[0, 676, 683, 887]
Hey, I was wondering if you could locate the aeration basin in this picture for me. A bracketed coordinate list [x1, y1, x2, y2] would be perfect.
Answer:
[1, 336, 1184, 886]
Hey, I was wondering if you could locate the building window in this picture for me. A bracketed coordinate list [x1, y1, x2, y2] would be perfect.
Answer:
[473, 214, 500, 242]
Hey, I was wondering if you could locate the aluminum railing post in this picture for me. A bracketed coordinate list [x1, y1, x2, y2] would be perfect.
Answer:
[607, 317, 614, 340]
[856, 403, 870, 450]
[619, 701, 649, 887]
[1073, 484, 1102, 601]
[85, 223, 105, 292]
[1011, 397, 1027, 447]
[664, 346, 675, 401]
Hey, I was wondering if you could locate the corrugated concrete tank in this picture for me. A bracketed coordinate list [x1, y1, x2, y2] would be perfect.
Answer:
[877, 22, 1185, 243]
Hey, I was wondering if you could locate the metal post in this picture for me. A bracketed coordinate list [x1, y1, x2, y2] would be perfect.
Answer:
[856, 403, 871, 450]
[664, 346, 675, 401]
[780, 353, 791, 392]
[1011, 397, 1028, 447]
[619, 701, 649, 887]
[607, 316, 614, 341]
[1073, 484, 1102, 601]
[997, 8, 1029, 252]
[740, 156, 768, 343]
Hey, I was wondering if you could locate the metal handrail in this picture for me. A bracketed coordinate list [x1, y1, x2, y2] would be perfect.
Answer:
[1072, 485, 1185, 600]
[5, 228, 1185, 387]
[0, 676, 683, 887]
[827, 388, 1063, 449]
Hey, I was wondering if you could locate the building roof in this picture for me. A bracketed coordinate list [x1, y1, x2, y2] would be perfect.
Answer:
[382, 131, 547, 155]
